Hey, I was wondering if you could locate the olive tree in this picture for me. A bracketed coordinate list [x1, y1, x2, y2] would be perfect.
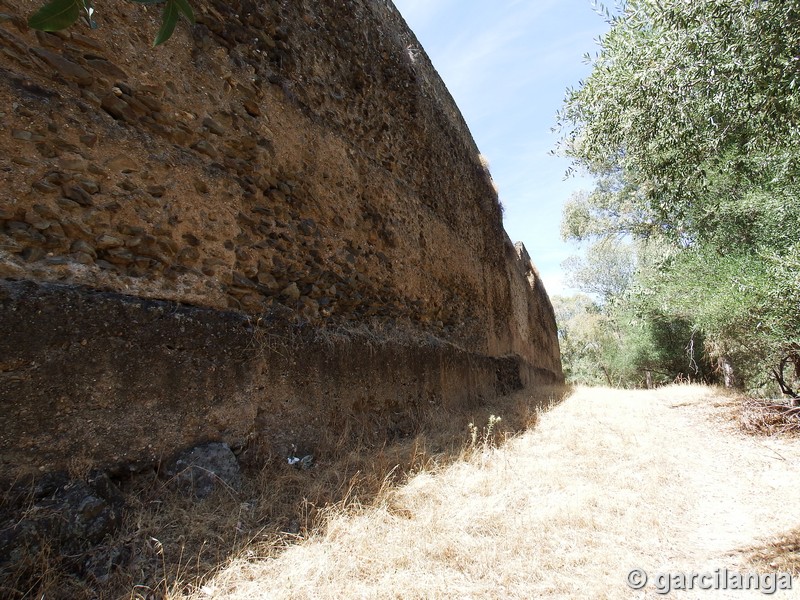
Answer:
[557, 0, 800, 394]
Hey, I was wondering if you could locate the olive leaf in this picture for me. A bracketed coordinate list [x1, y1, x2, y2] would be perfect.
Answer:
[28, 0, 195, 45]
[152, 0, 178, 46]
[28, 0, 83, 31]
[153, 0, 194, 46]
[173, 0, 194, 22]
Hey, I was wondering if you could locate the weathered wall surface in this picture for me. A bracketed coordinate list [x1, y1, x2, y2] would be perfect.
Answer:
[0, 0, 561, 481]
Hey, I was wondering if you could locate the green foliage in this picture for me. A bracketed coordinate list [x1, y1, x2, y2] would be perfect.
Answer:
[609, 309, 706, 387]
[150, 0, 194, 46]
[553, 283, 712, 388]
[28, 0, 194, 46]
[562, 238, 636, 302]
[558, 0, 800, 231]
[557, 0, 800, 394]
[28, 0, 85, 31]
[552, 294, 612, 385]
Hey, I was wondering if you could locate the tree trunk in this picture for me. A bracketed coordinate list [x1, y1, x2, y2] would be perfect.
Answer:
[600, 365, 613, 387]
[718, 355, 738, 388]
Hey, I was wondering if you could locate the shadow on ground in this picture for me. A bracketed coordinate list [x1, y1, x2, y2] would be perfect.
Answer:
[0, 385, 570, 599]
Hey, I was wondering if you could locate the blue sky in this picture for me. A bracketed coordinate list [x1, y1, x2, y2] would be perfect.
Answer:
[392, 0, 610, 296]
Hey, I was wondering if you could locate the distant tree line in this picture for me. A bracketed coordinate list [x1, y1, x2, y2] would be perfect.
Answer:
[554, 0, 800, 399]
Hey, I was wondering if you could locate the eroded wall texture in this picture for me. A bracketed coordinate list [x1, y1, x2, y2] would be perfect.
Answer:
[0, 0, 562, 481]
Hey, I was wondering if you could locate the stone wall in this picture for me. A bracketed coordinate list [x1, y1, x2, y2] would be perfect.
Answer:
[0, 0, 562, 481]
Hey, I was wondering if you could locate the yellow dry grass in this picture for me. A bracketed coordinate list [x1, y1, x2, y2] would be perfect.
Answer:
[186, 385, 800, 599]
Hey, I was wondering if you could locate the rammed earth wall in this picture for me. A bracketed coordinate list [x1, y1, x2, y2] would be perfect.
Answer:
[0, 0, 562, 481]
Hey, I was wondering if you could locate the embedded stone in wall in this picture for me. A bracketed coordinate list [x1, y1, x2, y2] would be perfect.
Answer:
[162, 442, 243, 499]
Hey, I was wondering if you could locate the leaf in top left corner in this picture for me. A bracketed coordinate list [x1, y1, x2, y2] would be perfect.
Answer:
[152, 0, 179, 46]
[28, 0, 83, 31]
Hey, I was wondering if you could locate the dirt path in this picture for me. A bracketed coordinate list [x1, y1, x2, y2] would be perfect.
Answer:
[193, 386, 800, 599]
[577, 386, 800, 598]
[634, 387, 800, 593]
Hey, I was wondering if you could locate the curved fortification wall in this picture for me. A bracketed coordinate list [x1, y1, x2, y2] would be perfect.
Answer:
[0, 0, 562, 481]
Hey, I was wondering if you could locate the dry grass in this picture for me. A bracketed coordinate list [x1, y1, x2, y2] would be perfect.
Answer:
[186, 384, 800, 599]
[0, 385, 565, 599]
[747, 528, 800, 576]
[739, 398, 800, 436]
[10, 384, 800, 599]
